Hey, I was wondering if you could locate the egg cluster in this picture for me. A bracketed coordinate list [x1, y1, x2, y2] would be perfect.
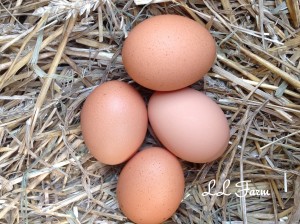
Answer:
[81, 15, 230, 224]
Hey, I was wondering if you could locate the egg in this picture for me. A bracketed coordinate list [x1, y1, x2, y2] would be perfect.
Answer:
[122, 14, 216, 91]
[117, 147, 185, 224]
[80, 80, 148, 165]
[148, 88, 230, 163]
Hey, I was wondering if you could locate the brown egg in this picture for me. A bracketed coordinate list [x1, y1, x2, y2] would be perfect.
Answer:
[80, 81, 148, 165]
[117, 147, 184, 224]
[148, 88, 230, 163]
[122, 14, 216, 91]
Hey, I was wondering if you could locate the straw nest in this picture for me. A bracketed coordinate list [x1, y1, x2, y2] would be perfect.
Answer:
[1, 0, 300, 223]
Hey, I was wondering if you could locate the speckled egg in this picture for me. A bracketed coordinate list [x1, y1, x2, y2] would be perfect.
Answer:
[80, 80, 148, 165]
[122, 14, 216, 91]
[117, 147, 185, 224]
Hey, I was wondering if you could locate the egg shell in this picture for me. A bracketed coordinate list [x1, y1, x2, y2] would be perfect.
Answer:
[117, 147, 185, 224]
[80, 80, 148, 165]
[122, 14, 216, 91]
[148, 88, 230, 163]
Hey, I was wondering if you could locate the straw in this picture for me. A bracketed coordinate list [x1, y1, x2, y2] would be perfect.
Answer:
[1, 0, 300, 223]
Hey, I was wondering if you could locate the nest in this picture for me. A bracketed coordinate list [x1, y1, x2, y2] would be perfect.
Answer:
[1, 0, 300, 223]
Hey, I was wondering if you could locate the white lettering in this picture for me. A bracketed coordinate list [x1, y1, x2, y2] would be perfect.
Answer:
[235, 180, 251, 197]
[202, 179, 271, 198]
[202, 179, 231, 196]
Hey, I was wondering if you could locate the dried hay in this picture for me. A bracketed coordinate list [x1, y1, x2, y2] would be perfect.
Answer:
[0, 0, 300, 223]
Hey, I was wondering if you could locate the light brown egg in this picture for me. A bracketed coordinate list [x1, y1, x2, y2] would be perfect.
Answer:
[80, 81, 148, 165]
[122, 14, 216, 91]
[117, 147, 185, 224]
[148, 88, 230, 163]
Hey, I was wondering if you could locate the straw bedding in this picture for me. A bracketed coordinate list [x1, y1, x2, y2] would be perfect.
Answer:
[0, 0, 300, 223]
